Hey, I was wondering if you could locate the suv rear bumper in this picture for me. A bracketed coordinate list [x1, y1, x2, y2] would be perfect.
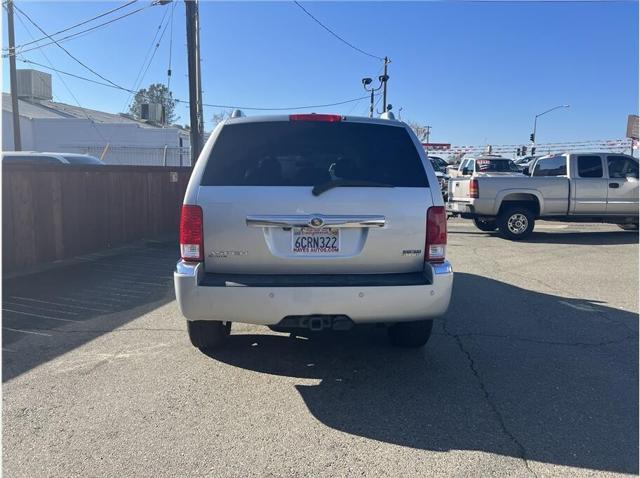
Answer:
[174, 261, 453, 325]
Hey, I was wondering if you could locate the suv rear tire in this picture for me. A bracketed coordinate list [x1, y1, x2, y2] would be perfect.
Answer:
[498, 206, 535, 240]
[187, 320, 231, 350]
[388, 320, 434, 348]
[473, 217, 498, 232]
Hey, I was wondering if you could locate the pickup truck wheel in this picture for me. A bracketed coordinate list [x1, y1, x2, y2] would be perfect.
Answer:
[187, 320, 231, 350]
[473, 217, 498, 232]
[618, 224, 639, 231]
[388, 320, 433, 348]
[498, 207, 535, 240]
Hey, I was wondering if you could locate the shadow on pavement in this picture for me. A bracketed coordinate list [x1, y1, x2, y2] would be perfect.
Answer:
[205, 273, 638, 475]
[2, 241, 178, 382]
[450, 228, 638, 246]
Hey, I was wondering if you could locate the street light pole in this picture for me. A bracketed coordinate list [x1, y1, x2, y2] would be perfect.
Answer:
[362, 76, 383, 119]
[531, 104, 570, 152]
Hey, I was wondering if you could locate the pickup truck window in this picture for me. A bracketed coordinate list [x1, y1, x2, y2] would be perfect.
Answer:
[532, 155, 567, 177]
[607, 155, 639, 179]
[577, 155, 603, 178]
[476, 159, 521, 173]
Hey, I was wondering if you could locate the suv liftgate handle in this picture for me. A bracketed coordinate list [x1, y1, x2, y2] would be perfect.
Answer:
[246, 214, 386, 228]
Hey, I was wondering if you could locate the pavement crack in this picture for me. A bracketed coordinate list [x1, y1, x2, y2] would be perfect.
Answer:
[434, 331, 637, 348]
[442, 320, 538, 478]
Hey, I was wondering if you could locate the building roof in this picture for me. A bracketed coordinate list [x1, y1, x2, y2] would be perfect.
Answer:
[2, 92, 163, 129]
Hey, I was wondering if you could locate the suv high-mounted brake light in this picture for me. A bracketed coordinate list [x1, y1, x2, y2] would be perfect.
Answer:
[425, 206, 447, 263]
[180, 205, 203, 262]
[289, 114, 342, 122]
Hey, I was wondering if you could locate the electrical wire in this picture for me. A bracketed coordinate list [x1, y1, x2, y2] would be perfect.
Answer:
[7, 3, 153, 56]
[13, 4, 129, 91]
[293, 1, 384, 62]
[6, 0, 138, 51]
[14, 57, 376, 112]
[166, 0, 176, 90]
[11, 11, 109, 145]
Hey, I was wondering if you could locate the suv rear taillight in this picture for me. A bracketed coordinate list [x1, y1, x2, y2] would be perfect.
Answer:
[469, 179, 479, 198]
[426, 206, 447, 263]
[180, 205, 203, 262]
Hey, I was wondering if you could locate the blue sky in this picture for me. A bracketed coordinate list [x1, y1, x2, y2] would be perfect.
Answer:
[3, 1, 638, 146]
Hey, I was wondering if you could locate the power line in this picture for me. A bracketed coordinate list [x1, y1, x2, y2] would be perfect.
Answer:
[123, 4, 172, 114]
[193, 95, 375, 111]
[15, 57, 374, 112]
[6, 0, 139, 51]
[11, 12, 109, 145]
[293, 1, 384, 62]
[13, 4, 129, 91]
[167, 0, 176, 90]
[6, 3, 153, 56]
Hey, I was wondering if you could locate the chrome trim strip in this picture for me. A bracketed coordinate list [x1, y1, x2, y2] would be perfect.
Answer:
[432, 260, 453, 275]
[246, 214, 386, 228]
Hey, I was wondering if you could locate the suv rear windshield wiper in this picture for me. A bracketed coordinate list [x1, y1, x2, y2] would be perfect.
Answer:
[312, 179, 394, 196]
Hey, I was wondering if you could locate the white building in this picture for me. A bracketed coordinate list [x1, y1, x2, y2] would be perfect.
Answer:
[2, 69, 191, 166]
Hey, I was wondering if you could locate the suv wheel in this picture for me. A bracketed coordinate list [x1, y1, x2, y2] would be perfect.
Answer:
[187, 320, 231, 350]
[473, 217, 498, 232]
[388, 320, 434, 348]
[618, 224, 639, 231]
[498, 207, 535, 240]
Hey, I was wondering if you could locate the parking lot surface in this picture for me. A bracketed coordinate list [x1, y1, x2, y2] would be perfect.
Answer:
[3, 219, 638, 477]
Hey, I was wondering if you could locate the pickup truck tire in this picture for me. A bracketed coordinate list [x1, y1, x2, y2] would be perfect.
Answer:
[498, 207, 535, 240]
[618, 224, 639, 231]
[388, 320, 433, 347]
[187, 320, 231, 350]
[473, 217, 498, 232]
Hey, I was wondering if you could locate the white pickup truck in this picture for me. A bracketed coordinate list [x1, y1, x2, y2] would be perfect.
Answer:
[447, 152, 639, 239]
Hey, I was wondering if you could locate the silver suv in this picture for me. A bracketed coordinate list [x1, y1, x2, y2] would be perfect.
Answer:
[174, 113, 453, 349]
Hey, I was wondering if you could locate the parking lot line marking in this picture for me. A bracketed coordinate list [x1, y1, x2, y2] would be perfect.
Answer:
[3, 327, 51, 337]
[9, 296, 111, 313]
[559, 300, 596, 312]
[93, 288, 143, 298]
[3, 301, 80, 316]
[2, 308, 81, 323]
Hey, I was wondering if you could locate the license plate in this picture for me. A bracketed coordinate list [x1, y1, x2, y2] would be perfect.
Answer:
[292, 227, 340, 254]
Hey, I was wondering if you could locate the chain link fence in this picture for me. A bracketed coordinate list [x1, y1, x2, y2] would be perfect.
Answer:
[63, 145, 192, 167]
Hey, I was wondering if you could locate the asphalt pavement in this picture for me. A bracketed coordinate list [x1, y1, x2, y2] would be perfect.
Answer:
[2, 219, 638, 477]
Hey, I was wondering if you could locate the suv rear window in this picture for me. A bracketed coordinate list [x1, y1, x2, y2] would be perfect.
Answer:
[200, 121, 428, 187]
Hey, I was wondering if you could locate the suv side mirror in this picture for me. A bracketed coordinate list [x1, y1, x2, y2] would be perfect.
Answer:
[522, 166, 530, 175]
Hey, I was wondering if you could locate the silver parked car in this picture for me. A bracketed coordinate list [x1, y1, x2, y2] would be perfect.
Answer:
[174, 113, 453, 349]
[1, 151, 104, 165]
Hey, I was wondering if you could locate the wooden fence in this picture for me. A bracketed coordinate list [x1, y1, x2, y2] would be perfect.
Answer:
[2, 164, 191, 276]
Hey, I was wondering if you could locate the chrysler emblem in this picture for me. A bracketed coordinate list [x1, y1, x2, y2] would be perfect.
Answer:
[309, 216, 324, 228]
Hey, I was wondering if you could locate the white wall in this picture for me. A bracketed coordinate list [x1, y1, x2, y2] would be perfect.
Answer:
[2, 110, 36, 151]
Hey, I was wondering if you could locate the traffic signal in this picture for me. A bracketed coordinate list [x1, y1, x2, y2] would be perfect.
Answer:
[531, 147, 536, 156]
[517, 148, 521, 156]
[522, 146, 527, 155]
[529, 133, 535, 142]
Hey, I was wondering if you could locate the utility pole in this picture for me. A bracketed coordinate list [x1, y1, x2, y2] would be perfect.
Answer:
[381, 56, 390, 113]
[7, 0, 22, 151]
[185, 0, 204, 165]
[424, 125, 431, 156]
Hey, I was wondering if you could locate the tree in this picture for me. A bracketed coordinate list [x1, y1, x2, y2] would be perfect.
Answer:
[212, 109, 234, 126]
[407, 120, 430, 142]
[127, 83, 178, 124]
